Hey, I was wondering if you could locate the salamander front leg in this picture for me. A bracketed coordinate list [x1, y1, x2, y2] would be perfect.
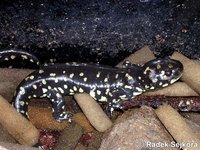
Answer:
[47, 91, 72, 122]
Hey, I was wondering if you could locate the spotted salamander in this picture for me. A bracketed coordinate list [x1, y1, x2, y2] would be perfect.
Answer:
[11, 57, 183, 121]
[0, 49, 40, 68]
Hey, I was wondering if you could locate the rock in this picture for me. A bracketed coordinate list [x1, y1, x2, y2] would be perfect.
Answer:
[73, 113, 95, 133]
[54, 123, 83, 150]
[181, 112, 200, 127]
[0, 124, 16, 144]
[0, 141, 39, 150]
[99, 106, 178, 150]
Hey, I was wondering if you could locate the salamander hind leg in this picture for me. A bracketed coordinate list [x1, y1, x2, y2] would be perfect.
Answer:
[47, 90, 72, 122]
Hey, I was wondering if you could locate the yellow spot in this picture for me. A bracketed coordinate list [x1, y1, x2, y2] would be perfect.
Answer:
[55, 79, 59, 83]
[42, 88, 48, 93]
[124, 85, 132, 89]
[89, 91, 96, 98]
[136, 87, 143, 92]
[42, 80, 47, 85]
[20, 101, 25, 106]
[64, 85, 68, 89]
[125, 73, 133, 80]
[69, 89, 74, 93]
[115, 74, 119, 79]
[99, 96, 107, 102]
[39, 70, 44, 74]
[97, 90, 101, 95]
[104, 78, 108, 82]
[69, 73, 74, 78]
[157, 64, 161, 69]
[50, 73, 56, 77]
[144, 67, 150, 74]
[73, 86, 77, 91]
[105, 89, 110, 95]
[83, 77, 87, 82]
[79, 88, 84, 93]
[32, 85, 37, 89]
[96, 72, 101, 78]
[19, 87, 25, 95]
[56, 93, 61, 97]
[11, 55, 16, 59]
[79, 72, 84, 76]
[58, 87, 64, 94]
[29, 75, 34, 80]
[21, 55, 28, 59]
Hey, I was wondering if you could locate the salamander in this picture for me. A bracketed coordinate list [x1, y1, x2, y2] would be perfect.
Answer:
[11, 57, 183, 121]
[0, 49, 40, 68]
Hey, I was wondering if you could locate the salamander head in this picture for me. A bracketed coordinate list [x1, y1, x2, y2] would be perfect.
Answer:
[142, 57, 183, 90]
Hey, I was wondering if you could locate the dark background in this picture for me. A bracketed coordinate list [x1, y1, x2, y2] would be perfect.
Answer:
[0, 0, 200, 66]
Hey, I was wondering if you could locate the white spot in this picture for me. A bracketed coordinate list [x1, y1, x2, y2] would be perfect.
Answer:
[83, 77, 87, 82]
[42, 88, 48, 93]
[30, 59, 34, 62]
[4, 58, 9, 61]
[79, 72, 84, 76]
[56, 93, 61, 97]
[96, 72, 101, 78]
[42, 80, 47, 85]
[29, 75, 34, 80]
[138, 76, 141, 80]
[58, 87, 64, 94]
[64, 85, 68, 89]
[89, 91, 96, 98]
[79, 88, 84, 93]
[33, 95, 37, 98]
[39, 70, 44, 74]
[19, 87, 25, 95]
[119, 95, 127, 99]
[55, 79, 59, 83]
[69, 73, 74, 78]
[136, 87, 143, 92]
[125, 73, 133, 80]
[73, 86, 77, 91]
[69, 89, 74, 93]
[124, 85, 132, 89]
[170, 79, 177, 84]
[105, 89, 110, 95]
[162, 83, 169, 87]
[20, 110, 25, 114]
[48, 86, 52, 89]
[97, 90, 101, 95]
[115, 74, 119, 79]
[32, 85, 37, 89]
[99, 96, 107, 102]
[150, 86, 155, 90]
[20, 101, 25, 106]
[10, 55, 16, 59]
[21, 55, 28, 59]
[104, 78, 108, 82]
[133, 92, 142, 96]
[63, 70, 66, 74]
[50, 73, 56, 77]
